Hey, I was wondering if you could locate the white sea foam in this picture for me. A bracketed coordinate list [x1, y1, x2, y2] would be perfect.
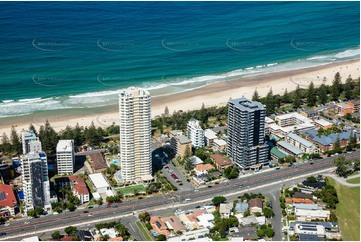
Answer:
[0, 47, 359, 118]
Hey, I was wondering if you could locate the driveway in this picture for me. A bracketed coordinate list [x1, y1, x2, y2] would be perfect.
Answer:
[325, 172, 360, 187]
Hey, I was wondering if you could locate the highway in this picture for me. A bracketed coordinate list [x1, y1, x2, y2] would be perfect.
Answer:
[0, 152, 358, 240]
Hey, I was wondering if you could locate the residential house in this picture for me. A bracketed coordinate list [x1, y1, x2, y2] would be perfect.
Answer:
[219, 203, 233, 218]
[249, 198, 263, 214]
[295, 208, 331, 221]
[235, 202, 249, 214]
[291, 222, 326, 239]
[88, 173, 114, 198]
[194, 164, 214, 177]
[197, 213, 215, 228]
[76, 230, 93, 241]
[0, 184, 17, 218]
[285, 198, 314, 204]
[150, 216, 170, 236]
[228, 225, 258, 240]
[239, 214, 266, 226]
[302, 180, 326, 189]
[162, 216, 186, 233]
[177, 213, 198, 231]
[292, 192, 314, 200]
[167, 228, 209, 241]
[209, 154, 232, 171]
[68, 176, 90, 204]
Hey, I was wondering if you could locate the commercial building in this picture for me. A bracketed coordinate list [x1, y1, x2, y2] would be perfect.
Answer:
[170, 130, 192, 159]
[21, 131, 42, 155]
[187, 118, 204, 148]
[56, 140, 75, 175]
[0, 184, 17, 218]
[227, 98, 268, 170]
[21, 152, 51, 212]
[285, 133, 319, 154]
[119, 87, 152, 181]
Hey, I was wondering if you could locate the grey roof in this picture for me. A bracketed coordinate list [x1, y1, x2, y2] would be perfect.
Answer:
[277, 141, 304, 155]
[230, 226, 258, 239]
[178, 135, 191, 144]
[229, 98, 265, 112]
[299, 234, 324, 241]
[235, 202, 249, 213]
[287, 132, 315, 148]
[303, 130, 355, 146]
[293, 203, 320, 210]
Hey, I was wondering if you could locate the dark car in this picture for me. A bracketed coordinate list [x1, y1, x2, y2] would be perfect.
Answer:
[0, 232, 7, 236]
[288, 164, 292, 167]
[83, 211, 89, 213]
[195, 205, 201, 209]
[310, 162, 314, 165]
[269, 201, 273, 208]
[207, 185, 213, 188]
[276, 167, 280, 170]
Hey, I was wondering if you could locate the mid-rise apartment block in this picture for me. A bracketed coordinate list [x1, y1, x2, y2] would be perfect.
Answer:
[187, 118, 204, 148]
[56, 140, 75, 175]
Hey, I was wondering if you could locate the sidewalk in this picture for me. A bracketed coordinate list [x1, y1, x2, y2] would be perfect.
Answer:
[324, 172, 360, 187]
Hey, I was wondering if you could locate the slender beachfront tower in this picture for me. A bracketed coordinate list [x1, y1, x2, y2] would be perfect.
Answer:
[56, 140, 75, 175]
[227, 98, 269, 170]
[119, 87, 152, 181]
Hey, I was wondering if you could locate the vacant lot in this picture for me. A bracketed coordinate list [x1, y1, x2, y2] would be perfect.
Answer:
[328, 177, 360, 241]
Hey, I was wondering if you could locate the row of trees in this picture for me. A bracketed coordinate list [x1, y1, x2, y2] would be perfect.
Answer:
[1, 121, 121, 157]
[333, 155, 359, 178]
[312, 178, 339, 210]
[252, 73, 360, 116]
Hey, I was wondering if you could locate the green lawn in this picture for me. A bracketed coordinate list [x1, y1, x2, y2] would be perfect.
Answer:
[85, 179, 94, 193]
[346, 177, 360, 184]
[136, 221, 153, 241]
[115, 184, 145, 195]
[88, 199, 96, 207]
[328, 177, 360, 241]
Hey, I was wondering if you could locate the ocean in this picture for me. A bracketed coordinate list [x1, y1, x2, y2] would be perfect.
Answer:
[0, 1, 359, 118]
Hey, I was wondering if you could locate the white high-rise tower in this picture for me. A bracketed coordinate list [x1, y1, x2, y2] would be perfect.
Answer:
[119, 87, 152, 181]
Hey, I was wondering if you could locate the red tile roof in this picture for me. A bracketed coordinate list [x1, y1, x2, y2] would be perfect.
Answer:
[150, 216, 170, 236]
[60, 236, 73, 241]
[210, 154, 232, 167]
[194, 164, 214, 171]
[286, 198, 314, 204]
[249, 198, 263, 209]
[0, 184, 17, 208]
[68, 176, 89, 195]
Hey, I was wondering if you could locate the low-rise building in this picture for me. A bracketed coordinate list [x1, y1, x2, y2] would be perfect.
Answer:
[194, 164, 214, 177]
[270, 147, 287, 161]
[277, 141, 304, 157]
[292, 222, 326, 238]
[150, 216, 170, 236]
[204, 129, 217, 147]
[285, 198, 314, 204]
[88, 173, 113, 197]
[209, 154, 232, 171]
[228, 225, 258, 240]
[162, 216, 186, 233]
[302, 129, 358, 152]
[167, 228, 209, 241]
[88, 152, 108, 173]
[170, 130, 192, 159]
[295, 208, 330, 221]
[197, 213, 215, 228]
[335, 102, 354, 116]
[213, 139, 227, 151]
[235, 202, 249, 214]
[0, 184, 17, 218]
[249, 198, 263, 214]
[314, 118, 333, 129]
[285, 133, 319, 154]
[299, 108, 319, 118]
[239, 215, 265, 226]
[219, 203, 233, 218]
[68, 176, 90, 204]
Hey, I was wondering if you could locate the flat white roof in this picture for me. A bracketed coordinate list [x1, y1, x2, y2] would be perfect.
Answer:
[214, 138, 227, 146]
[276, 112, 309, 121]
[204, 129, 217, 139]
[287, 133, 315, 148]
[265, 117, 275, 124]
[21, 236, 40, 242]
[56, 140, 74, 152]
[295, 208, 330, 217]
[314, 118, 332, 127]
[89, 173, 110, 189]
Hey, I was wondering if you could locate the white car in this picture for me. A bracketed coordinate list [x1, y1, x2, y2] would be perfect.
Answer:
[24, 221, 30, 224]
[4, 223, 10, 227]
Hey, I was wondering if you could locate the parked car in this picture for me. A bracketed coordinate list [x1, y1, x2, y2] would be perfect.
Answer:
[0, 232, 6, 236]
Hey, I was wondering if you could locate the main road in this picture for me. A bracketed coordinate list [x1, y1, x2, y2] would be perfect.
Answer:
[1, 152, 358, 241]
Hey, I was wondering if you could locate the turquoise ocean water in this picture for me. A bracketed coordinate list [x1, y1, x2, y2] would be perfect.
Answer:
[0, 1, 359, 118]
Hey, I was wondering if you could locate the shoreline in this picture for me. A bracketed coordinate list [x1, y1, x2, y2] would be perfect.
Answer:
[0, 59, 359, 137]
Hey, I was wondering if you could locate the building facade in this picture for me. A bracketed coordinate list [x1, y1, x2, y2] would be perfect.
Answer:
[170, 130, 192, 159]
[119, 87, 152, 181]
[187, 118, 204, 148]
[285, 133, 319, 154]
[21, 131, 42, 155]
[227, 98, 268, 169]
[56, 140, 75, 175]
[21, 152, 51, 212]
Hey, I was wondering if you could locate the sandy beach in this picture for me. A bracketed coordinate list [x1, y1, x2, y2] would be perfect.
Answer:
[0, 59, 359, 137]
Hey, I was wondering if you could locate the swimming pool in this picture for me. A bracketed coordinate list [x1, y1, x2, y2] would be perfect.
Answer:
[111, 158, 120, 165]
